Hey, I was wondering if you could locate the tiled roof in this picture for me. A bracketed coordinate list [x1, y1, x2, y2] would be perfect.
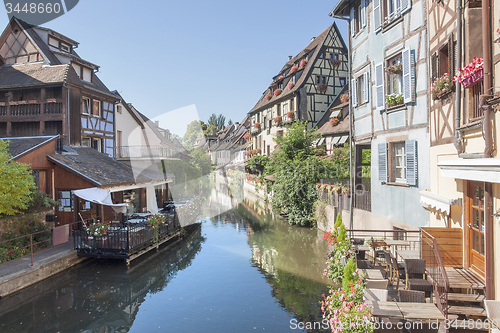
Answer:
[316, 113, 350, 135]
[249, 23, 339, 114]
[47, 147, 151, 187]
[0, 62, 69, 89]
[1, 135, 57, 159]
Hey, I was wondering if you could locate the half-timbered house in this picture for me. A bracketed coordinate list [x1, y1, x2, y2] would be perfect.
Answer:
[247, 23, 348, 156]
[0, 17, 118, 156]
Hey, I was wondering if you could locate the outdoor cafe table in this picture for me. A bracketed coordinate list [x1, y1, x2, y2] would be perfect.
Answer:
[397, 250, 420, 260]
[369, 301, 404, 319]
[363, 269, 385, 280]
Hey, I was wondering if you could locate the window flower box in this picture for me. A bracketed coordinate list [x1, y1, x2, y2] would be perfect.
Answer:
[317, 84, 328, 94]
[286, 111, 295, 119]
[276, 75, 284, 81]
[273, 88, 282, 97]
[290, 64, 299, 73]
[243, 133, 251, 140]
[46, 98, 57, 103]
[28, 100, 38, 104]
[273, 116, 282, 124]
[330, 59, 342, 67]
[385, 93, 404, 107]
[431, 73, 452, 100]
[17, 101, 27, 105]
[0, 102, 5, 106]
[287, 81, 295, 90]
[253, 122, 261, 129]
[265, 94, 272, 101]
[453, 57, 483, 88]
[340, 94, 349, 103]
[299, 59, 308, 68]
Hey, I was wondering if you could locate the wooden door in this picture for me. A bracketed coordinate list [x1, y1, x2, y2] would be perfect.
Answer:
[468, 182, 485, 277]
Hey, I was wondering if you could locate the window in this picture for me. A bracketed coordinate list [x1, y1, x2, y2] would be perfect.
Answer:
[82, 97, 91, 115]
[339, 77, 346, 86]
[352, 72, 369, 107]
[290, 99, 294, 111]
[387, 55, 402, 95]
[373, 0, 410, 32]
[277, 104, 281, 116]
[394, 142, 406, 183]
[383, 0, 402, 23]
[92, 100, 101, 117]
[438, 44, 449, 77]
[117, 105, 122, 114]
[322, 76, 327, 85]
[350, 0, 366, 36]
[330, 53, 339, 61]
[59, 191, 73, 212]
[32, 170, 47, 193]
[378, 140, 418, 186]
[60, 43, 70, 52]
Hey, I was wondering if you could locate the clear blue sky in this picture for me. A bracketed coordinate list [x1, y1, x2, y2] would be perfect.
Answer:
[1, 0, 347, 136]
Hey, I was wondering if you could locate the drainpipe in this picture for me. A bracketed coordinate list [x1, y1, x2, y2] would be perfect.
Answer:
[454, 0, 463, 154]
[481, 0, 494, 300]
[331, 11, 353, 235]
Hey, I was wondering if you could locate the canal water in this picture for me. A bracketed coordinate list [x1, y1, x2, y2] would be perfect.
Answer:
[0, 199, 331, 333]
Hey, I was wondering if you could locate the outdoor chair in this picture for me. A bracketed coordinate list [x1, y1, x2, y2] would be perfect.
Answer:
[366, 279, 389, 289]
[371, 237, 388, 267]
[364, 288, 389, 302]
[390, 255, 405, 291]
[398, 290, 425, 303]
[404, 259, 433, 299]
[351, 238, 366, 260]
[382, 250, 392, 279]
[357, 259, 372, 269]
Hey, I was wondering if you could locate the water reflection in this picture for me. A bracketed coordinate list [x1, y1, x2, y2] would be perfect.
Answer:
[0, 225, 205, 333]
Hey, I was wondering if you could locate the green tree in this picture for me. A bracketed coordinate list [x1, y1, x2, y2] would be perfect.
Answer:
[227, 119, 233, 126]
[204, 124, 218, 136]
[189, 148, 213, 175]
[207, 113, 226, 131]
[246, 155, 269, 175]
[0, 141, 36, 216]
[183, 120, 204, 150]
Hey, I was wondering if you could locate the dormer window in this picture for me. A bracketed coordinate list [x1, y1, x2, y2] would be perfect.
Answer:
[48, 36, 71, 53]
[60, 43, 70, 52]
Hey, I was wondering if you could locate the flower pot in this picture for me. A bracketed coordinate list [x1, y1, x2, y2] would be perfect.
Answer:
[463, 69, 483, 88]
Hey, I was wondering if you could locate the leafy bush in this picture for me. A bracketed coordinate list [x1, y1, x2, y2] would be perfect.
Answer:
[385, 93, 404, 107]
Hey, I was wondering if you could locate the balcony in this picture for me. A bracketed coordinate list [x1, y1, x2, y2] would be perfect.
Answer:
[117, 145, 179, 159]
[0, 99, 63, 117]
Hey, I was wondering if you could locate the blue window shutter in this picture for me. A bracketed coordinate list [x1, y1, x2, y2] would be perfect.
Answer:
[361, 0, 367, 28]
[402, 48, 414, 104]
[406, 140, 418, 186]
[374, 0, 382, 32]
[350, 8, 355, 37]
[375, 63, 385, 111]
[401, 0, 412, 14]
[363, 71, 369, 104]
[352, 78, 358, 107]
[378, 143, 387, 183]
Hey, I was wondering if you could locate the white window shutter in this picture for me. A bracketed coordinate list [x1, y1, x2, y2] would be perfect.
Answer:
[402, 48, 414, 104]
[352, 78, 358, 107]
[375, 63, 385, 111]
[350, 8, 355, 36]
[374, 0, 382, 32]
[361, 0, 367, 28]
[405, 140, 418, 186]
[378, 143, 387, 183]
[363, 72, 369, 103]
[401, 0, 412, 14]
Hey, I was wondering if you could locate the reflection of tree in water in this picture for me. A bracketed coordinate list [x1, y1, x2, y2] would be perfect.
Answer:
[0, 224, 205, 333]
[235, 201, 330, 333]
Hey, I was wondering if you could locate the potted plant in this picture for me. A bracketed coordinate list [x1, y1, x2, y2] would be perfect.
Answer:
[431, 73, 452, 100]
[273, 115, 282, 124]
[452, 57, 484, 88]
[385, 93, 404, 107]
[386, 63, 403, 75]
[273, 88, 282, 97]
[317, 84, 328, 94]
[287, 81, 295, 90]
[340, 93, 349, 103]
[290, 64, 299, 73]
[265, 94, 272, 101]
[253, 122, 261, 129]
[243, 133, 251, 140]
[276, 75, 284, 81]
[299, 58, 308, 68]
[147, 214, 164, 243]
[286, 111, 295, 119]
[85, 221, 109, 237]
[329, 117, 340, 126]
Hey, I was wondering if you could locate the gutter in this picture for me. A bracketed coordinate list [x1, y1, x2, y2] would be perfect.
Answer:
[454, 0, 463, 154]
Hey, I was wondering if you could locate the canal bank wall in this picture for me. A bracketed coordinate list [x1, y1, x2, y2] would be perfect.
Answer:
[0, 246, 88, 298]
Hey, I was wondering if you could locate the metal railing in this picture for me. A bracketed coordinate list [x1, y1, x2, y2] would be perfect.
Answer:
[118, 145, 179, 159]
[73, 214, 180, 258]
[354, 190, 371, 212]
[421, 229, 450, 319]
[347, 229, 422, 252]
[0, 221, 78, 267]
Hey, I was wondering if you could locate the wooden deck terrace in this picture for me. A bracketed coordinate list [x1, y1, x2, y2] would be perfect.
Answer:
[446, 268, 485, 290]
[73, 212, 180, 259]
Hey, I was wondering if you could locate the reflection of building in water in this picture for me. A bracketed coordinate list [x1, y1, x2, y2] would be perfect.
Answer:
[252, 245, 278, 278]
[0, 225, 205, 333]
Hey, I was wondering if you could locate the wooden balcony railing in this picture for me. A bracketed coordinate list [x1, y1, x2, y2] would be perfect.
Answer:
[10, 103, 40, 116]
[45, 102, 63, 114]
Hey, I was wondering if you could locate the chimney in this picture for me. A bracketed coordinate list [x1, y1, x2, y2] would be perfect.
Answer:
[235, 122, 239, 126]
[288, 56, 293, 61]
[56, 138, 63, 154]
[311, 37, 316, 42]
[212, 128, 216, 136]
[155, 120, 160, 127]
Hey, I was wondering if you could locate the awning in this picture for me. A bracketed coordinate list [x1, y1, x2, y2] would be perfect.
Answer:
[438, 158, 500, 183]
[419, 190, 462, 216]
[73, 188, 128, 213]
